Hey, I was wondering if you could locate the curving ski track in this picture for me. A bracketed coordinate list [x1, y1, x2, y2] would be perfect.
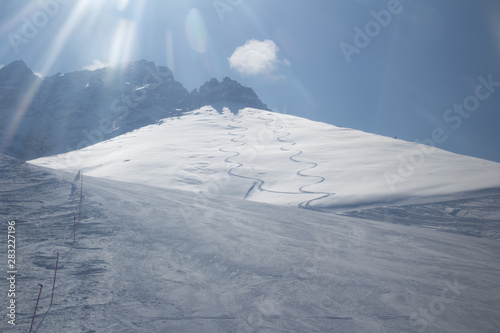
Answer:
[219, 115, 299, 199]
[260, 115, 335, 210]
[219, 113, 335, 209]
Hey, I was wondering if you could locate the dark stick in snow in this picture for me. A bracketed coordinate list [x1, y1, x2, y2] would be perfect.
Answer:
[79, 171, 83, 220]
[29, 284, 43, 333]
[50, 252, 59, 306]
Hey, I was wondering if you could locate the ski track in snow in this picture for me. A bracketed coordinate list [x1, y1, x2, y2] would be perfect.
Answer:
[28, 107, 500, 213]
[219, 112, 336, 208]
[219, 115, 301, 199]
[259, 115, 336, 210]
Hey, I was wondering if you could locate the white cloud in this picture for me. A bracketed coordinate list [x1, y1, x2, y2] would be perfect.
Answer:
[0, 64, 4, 69]
[228, 39, 289, 76]
[82, 59, 108, 71]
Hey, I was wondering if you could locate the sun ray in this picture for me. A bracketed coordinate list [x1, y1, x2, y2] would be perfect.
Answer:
[1, 76, 43, 153]
[39, 1, 102, 75]
[107, 18, 137, 66]
[185, 8, 208, 54]
[166, 30, 175, 73]
[0, 1, 41, 37]
[1, 0, 107, 153]
[116, 0, 130, 12]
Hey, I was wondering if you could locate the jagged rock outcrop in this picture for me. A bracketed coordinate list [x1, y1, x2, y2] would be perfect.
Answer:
[190, 77, 268, 111]
[0, 60, 268, 160]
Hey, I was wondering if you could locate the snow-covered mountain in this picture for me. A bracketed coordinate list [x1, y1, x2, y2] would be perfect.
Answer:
[0, 60, 268, 161]
[31, 106, 500, 212]
[2, 61, 500, 332]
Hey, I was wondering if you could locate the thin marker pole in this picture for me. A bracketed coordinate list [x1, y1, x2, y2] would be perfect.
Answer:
[73, 215, 76, 243]
[29, 284, 43, 333]
[79, 171, 82, 220]
[50, 252, 59, 306]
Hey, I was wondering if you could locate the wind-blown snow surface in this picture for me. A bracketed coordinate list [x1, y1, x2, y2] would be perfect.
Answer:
[1, 154, 500, 332]
[31, 107, 500, 211]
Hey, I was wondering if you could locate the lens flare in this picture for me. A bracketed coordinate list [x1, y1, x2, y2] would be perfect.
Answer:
[185, 8, 208, 54]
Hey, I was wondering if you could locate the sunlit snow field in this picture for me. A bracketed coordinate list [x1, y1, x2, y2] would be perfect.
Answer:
[31, 107, 500, 211]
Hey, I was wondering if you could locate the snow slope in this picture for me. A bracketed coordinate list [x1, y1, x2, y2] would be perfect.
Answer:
[31, 106, 500, 211]
[344, 191, 500, 239]
[1, 154, 500, 332]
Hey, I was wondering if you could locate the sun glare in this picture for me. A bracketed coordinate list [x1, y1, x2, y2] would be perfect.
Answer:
[185, 8, 208, 54]
[2, 0, 128, 152]
[108, 19, 137, 66]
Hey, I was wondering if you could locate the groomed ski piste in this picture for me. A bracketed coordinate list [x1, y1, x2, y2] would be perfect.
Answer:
[2, 153, 500, 332]
[1, 106, 499, 332]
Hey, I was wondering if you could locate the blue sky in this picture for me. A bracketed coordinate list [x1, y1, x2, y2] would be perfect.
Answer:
[1, 0, 499, 162]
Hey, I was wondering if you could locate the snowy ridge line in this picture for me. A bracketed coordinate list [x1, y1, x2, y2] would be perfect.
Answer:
[219, 114, 300, 198]
[260, 114, 335, 209]
[27, 106, 500, 212]
[343, 189, 500, 239]
[0, 162, 32, 181]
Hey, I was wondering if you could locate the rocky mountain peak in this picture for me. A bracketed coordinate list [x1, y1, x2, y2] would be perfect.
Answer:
[0, 59, 269, 160]
[191, 76, 268, 111]
[0, 60, 37, 85]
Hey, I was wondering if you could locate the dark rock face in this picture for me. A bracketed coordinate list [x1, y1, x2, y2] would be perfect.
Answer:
[190, 77, 269, 111]
[0, 60, 36, 85]
[0, 60, 268, 160]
